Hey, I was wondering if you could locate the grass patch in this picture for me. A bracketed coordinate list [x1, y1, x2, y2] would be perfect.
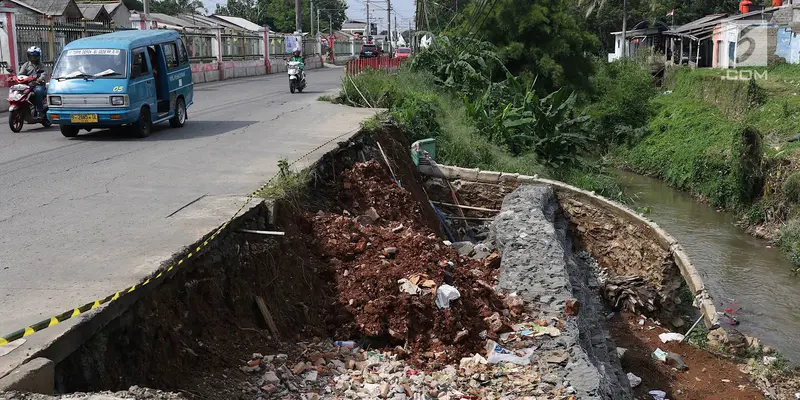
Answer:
[775, 219, 800, 266]
[255, 159, 311, 205]
[317, 94, 336, 103]
[616, 89, 763, 209]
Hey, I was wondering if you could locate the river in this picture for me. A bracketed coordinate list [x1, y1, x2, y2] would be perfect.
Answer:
[614, 170, 800, 363]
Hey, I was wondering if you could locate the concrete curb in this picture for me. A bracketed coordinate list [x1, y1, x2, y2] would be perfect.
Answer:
[419, 163, 721, 330]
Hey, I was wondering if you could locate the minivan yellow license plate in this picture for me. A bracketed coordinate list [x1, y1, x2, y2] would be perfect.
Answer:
[71, 114, 98, 123]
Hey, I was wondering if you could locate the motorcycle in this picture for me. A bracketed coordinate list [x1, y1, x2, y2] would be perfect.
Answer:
[7, 72, 50, 132]
[287, 60, 306, 94]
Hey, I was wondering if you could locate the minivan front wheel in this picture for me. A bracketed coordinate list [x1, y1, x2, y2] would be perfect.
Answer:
[60, 125, 79, 137]
[169, 98, 186, 128]
[131, 107, 152, 138]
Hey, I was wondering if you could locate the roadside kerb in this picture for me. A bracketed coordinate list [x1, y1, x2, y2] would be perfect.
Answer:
[418, 163, 721, 330]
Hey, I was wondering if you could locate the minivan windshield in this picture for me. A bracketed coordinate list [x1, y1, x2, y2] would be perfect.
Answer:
[52, 49, 128, 80]
[396, 48, 410, 54]
[362, 45, 377, 51]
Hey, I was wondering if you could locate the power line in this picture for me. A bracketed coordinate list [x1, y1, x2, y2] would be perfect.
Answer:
[473, 0, 500, 41]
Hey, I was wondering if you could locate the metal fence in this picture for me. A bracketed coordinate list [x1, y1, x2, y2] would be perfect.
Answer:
[181, 32, 215, 62]
[15, 15, 122, 68]
[335, 38, 353, 56]
[220, 33, 262, 60]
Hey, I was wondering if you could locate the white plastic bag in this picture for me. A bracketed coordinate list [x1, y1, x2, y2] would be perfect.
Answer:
[658, 332, 685, 343]
[435, 284, 461, 309]
[485, 340, 533, 365]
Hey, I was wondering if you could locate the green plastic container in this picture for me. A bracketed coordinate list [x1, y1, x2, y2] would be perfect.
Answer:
[411, 138, 437, 166]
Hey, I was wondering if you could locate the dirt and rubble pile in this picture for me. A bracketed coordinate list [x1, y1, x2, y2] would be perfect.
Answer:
[238, 339, 588, 399]
[311, 160, 509, 365]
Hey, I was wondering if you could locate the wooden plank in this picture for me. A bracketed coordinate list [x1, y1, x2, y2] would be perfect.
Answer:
[255, 296, 280, 339]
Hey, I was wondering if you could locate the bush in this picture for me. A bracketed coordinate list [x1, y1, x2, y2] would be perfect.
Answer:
[776, 219, 800, 266]
[586, 58, 656, 148]
[782, 172, 800, 203]
[390, 92, 442, 143]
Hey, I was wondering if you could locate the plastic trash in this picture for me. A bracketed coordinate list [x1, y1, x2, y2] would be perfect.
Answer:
[649, 390, 667, 400]
[652, 348, 668, 362]
[435, 284, 461, 309]
[659, 332, 685, 343]
[334, 340, 357, 348]
[794, 392, 799, 400]
[627, 372, 642, 388]
[485, 340, 533, 365]
[398, 278, 421, 295]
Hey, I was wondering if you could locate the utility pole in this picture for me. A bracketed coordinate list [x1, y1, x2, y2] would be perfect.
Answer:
[366, 0, 370, 37]
[295, 0, 303, 33]
[394, 13, 397, 46]
[317, 9, 321, 34]
[387, 0, 392, 53]
[622, 0, 628, 58]
[310, 0, 314, 39]
[143, 0, 150, 29]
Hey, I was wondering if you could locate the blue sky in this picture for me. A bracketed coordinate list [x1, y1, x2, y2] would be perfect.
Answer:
[200, 0, 416, 32]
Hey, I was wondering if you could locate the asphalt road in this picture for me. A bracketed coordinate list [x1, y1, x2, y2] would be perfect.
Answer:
[0, 67, 376, 337]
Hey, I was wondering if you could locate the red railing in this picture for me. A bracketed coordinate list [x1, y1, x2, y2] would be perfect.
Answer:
[346, 56, 404, 75]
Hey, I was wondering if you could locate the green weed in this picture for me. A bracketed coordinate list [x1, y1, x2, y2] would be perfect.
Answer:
[256, 161, 311, 204]
[782, 172, 800, 203]
[776, 219, 800, 266]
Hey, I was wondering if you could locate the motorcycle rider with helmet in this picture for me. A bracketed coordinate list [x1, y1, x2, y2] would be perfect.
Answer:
[18, 46, 47, 117]
[288, 49, 305, 81]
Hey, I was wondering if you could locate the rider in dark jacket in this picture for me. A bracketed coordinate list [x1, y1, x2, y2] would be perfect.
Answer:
[18, 46, 47, 115]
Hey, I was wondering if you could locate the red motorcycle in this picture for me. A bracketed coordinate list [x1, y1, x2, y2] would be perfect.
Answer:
[7, 74, 51, 132]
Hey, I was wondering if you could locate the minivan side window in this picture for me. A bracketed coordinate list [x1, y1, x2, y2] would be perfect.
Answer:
[162, 42, 179, 70]
[131, 48, 149, 79]
[177, 39, 189, 66]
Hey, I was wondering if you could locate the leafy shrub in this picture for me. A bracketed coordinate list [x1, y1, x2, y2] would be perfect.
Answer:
[782, 172, 800, 203]
[586, 58, 656, 148]
[390, 92, 442, 143]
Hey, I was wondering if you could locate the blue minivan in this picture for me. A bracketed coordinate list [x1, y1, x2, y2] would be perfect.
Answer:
[47, 30, 193, 138]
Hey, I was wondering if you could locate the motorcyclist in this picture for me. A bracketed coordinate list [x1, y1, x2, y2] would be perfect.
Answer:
[18, 46, 47, 117]
[288, 49, 305, 80]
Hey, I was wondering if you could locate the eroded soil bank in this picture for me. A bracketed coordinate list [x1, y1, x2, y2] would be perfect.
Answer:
[0, 127, 787, 399]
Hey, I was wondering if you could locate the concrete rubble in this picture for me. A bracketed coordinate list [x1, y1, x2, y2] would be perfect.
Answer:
[0, 387, 185, 400]
[235, 340, 589, 399]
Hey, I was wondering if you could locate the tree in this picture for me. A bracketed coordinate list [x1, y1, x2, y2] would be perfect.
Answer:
[453, 0, 599, 94]
[213, 0, 345, 33]
[123, 0, 143, 12]
[151, 0, 206, 15]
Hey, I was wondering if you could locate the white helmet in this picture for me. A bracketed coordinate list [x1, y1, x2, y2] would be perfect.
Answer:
[26, 46, 42, 59]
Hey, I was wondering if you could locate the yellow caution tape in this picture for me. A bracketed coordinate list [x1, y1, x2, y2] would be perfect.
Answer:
[0, 127, 359, 347]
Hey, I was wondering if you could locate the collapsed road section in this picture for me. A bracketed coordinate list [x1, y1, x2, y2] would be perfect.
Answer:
[0, 127, 776, 399]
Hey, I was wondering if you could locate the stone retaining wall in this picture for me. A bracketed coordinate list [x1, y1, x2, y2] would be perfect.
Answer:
[419, 164, 720, 329]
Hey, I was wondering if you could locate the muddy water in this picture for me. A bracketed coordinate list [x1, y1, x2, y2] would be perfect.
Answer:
[614, 170, 800, 363]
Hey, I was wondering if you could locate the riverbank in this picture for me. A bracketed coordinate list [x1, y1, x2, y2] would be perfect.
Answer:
[613, 65, 800, 266]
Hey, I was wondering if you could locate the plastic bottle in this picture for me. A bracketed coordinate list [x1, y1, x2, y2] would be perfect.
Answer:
[334, 340, 357, 348]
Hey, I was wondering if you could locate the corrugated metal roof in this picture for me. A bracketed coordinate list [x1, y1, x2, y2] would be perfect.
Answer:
[14, 0, 72, 16]
[210, 14, 264, 31]
[78, 3, 106, 19]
